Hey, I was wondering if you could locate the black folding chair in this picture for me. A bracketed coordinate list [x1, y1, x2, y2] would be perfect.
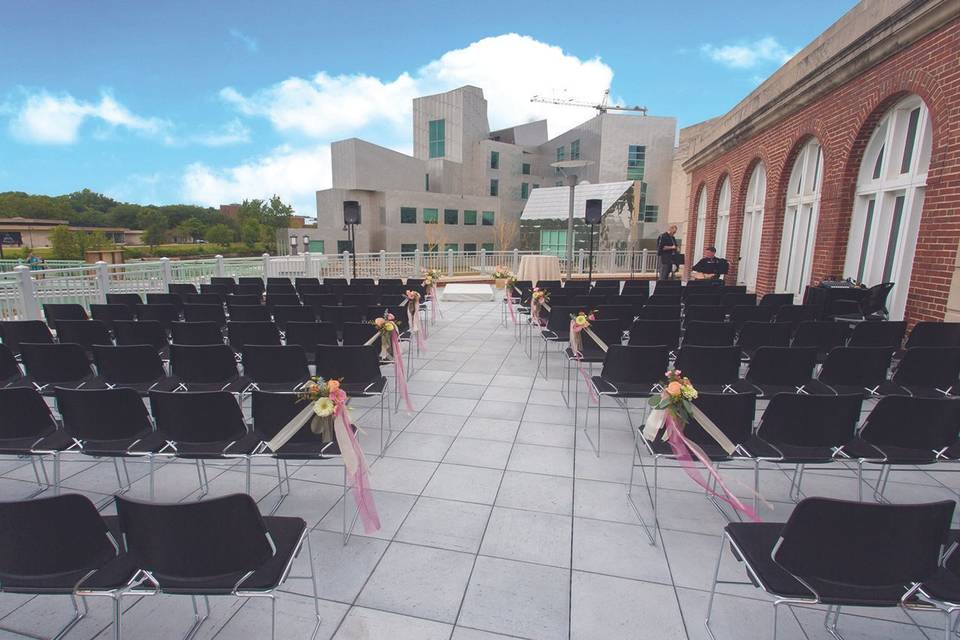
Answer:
[169, 283, 198, 297]
[792, 321, 849, 362]
[186, 293, 225, 307]
[136, 304, 180, 331]
[238, 276, 265, 291]
[622, 280, 650, 296]
[774, 304, 817, 329]
[684, 305, 724, 323]
[632, 391, 757, 541]
[55, 387, 165, 502]
[815, 346, 893, 397]
[19, 342, 100, 394]
[743, 347, 819, 397]
[54, 320, 113, 359]
[148, 391, 259, 497]
[0, 387, 66, 496]
[242, 345, 311, 392]
[342, 322, 378, 347]
[905, 321, 960, 349]
[586, 345, 668, 457]
[90, 303, 134, 333]
[226, 293, 262, 307]
[114, 493, 319, 640]
[105, 293, 142, 315]
[628, 319, 682, 355]
[758, 292, 794, 309]
[736, 321, 792, 360]
[93, 344, 176, 394]
[706, 498, 954, 640]
[319, 306, 363, 332]
[171, 321, 225, 346]
[43, 303, 88, 329]
[227, 321, 282, 360]
[684, 321, 735, 347]
[228, 304, 272, 322]
[847, 320, 906, 349]
[562, 319, 621, 413]
[0, 320, 54, 358]
[200, 283, 231, 298]
[265, 293, 300, 309]
[284, 321, 338, 364]
[728, 305, 775, 330]
[210, 276, 237, 290]
[0, 344, 22, 388]
[685, 293, 722, 307]
[673, 345, 749, 394]
[302, 293, 340, 312]
[183, 303, 227, 327]
[637, 304, 681, 321]
[878, 347, 960, 398]
[272, 305, 316, 330]
[169, 344, 249, 392]
[113, 320, 169, 358]
[145, 293, 183, 314]
[0, 494, 132, 639]
[742, 393, 864, 501]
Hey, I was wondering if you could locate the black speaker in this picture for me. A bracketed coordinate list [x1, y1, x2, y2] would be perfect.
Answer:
[343, 201, 361, 225]
[585, 199, 602, 225]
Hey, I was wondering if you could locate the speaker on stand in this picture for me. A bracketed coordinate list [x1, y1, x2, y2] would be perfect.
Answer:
[343, 201, 361, 280]
[584, 199, 602, 285]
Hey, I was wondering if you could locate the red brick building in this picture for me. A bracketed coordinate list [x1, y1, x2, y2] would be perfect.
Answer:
[678, 0, 959, 323]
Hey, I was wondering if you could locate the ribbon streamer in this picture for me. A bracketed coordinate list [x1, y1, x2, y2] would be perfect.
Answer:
[505, 287, 517, 324]
[568, 318, 599, 404]
[390, 330, 416, 412]
[407, 298, 426, 352]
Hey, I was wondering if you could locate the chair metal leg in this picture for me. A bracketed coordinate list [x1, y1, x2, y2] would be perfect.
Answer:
[53, 452, 61, 496]
[270, 595, 277, 640]
[113, 595, 122, 640]
[149, 454, 156, 500]
[625, 427, 656, 545]
[305, 533, 322, 639]
[704, 534, 726, 640]
[195, 459, 209, 499]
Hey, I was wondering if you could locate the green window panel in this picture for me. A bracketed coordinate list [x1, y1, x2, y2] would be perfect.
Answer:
[423, 208, 439, 224]
[481, 242, 494, 252]
[423, 243, 439, 253]
[336, 240, 353, 254]
[464, 210, 477, 225]
[400, 243, 417, 254]
[428, 119, 445, 158]
[522, 162, 531, 175]
[571, 139, 580, 160]
[308, 240, 324, 253]
[489, 179, 498, 196]
[490, 151, 499, 169]
[643, 205, 659, 223]
[444, 209, 458, 225]
[482, 211, 495, 226]
[627, 144, 646, 181]
[521, 183, 529, 199]
[400, 207, 417, 223]
[444, 243, 458, 252]
[539, 229, 567, 257]
[463, 243, 477, 253]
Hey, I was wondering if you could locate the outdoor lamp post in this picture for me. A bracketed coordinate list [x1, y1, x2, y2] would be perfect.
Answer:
[550, 160, 594, 279]
[289, 235, 298, 256]
[302, 235, 310, 254]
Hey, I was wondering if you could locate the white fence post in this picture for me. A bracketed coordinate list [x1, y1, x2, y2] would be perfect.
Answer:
[95, 261, 109, 303]
[512, 248, 519, 272]
[379, 250, 386, 280]
[479, 248, 487, 272]
[261, 253, 270, 281]
[414, 249, 422, 275]
[446, 249, 454, 277]
[641, 249, 649, 273]
[577, 249, 585, 275]
[14, 266, 41, 321]
[215, 255, 224, 277]
[159, 257, 172, 287]
[341, 251, 350, 280]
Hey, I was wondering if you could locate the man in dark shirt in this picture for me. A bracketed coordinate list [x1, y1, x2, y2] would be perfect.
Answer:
[657, 225, 678, 280]
[691, 246, 729, 280]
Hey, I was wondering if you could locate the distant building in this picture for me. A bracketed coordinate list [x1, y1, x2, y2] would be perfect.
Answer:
[219, 204, 240, 221]
[0, 217, 143, 248]
[309, 85, 677, 256]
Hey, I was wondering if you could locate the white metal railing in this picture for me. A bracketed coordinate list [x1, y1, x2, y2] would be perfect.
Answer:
[0, 259, 86, 272]
[1, 249, 658, 320]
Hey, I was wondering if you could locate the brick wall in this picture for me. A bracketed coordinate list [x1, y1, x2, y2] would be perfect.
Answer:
[686, 19, 960, 324]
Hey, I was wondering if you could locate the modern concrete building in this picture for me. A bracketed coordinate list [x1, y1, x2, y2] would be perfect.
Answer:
[673, 0, 960, 323]
[310, 85, 677, 256]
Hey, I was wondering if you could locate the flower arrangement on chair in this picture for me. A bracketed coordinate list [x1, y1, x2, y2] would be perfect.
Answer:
[530, 287, 550, 326]
[422, 268, 443, 321]
[403, 290, 425, 350]
[371, 314, 398, 361]
[568, 310, 597, 357]
[644, 370, 759, 521]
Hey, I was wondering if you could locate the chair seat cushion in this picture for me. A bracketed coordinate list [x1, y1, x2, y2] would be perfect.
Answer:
[741, 436, 840, 463]
[167, 432, 261, 458]
[101, 377, 178, 396]
[343, 377, 387, 396]
[79, 430, 169, 457]
[172, 376, 250, 393]
[591, 377, 658, 398]
[0, 430, 72, 455]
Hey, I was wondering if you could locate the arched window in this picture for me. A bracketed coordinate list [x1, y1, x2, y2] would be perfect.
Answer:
[738, 162, 766, 290]
[714, 177, 731, 258]
[776, 138, 823, 298]
[842, 95, 932, 320]
[693, 188, 707, 260]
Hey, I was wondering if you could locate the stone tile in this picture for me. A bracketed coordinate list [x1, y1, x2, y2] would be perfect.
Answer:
[471, 400, 526, 420]
[516, 420, 575, 448]
[333, 606, 452, 640]
[357, 542, 474, 623]
[571, 571, 685, 640]
[480, 507, 571, 568]
[317, 490, 416, 541]
[423, 396, 479, 417]
[423, 464, 504, 505]
[383, 432, 454, 462]
[443, 437, 513, 469]
[458, 417, 520, 442]
[369, 456, 439, 495]
[439, 383, 488, 399]
[507, 443, 574, 477]
[404, 412, 469, 436]
[395, 497, 492, 553]
[572, 517, 672, 583]
[495, 470, 573, 516]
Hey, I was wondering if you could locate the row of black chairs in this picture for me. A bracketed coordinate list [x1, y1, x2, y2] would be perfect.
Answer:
[0, 492, 318, 640]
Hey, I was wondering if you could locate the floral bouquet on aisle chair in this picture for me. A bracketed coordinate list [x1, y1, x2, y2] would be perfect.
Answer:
[530, 287, 550, 326]
[422, 268, 443, 321]
[403, 290, 425, 351]
[368, 312, 416, 413]
[643, 370, 760, 521]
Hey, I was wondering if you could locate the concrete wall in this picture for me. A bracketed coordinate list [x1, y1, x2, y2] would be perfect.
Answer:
[331, 139, 425, 192]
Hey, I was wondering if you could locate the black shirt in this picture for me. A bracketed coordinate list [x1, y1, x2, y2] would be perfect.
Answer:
[691, 257, 729, 277]
[657, 232, 676, 257]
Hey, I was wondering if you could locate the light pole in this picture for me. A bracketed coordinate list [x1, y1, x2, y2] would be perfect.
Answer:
[289, 235, 298, 256]
[550, 160, 594, 279]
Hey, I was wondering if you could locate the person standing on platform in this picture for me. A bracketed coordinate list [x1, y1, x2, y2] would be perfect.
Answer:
[657, 225, 678, 280]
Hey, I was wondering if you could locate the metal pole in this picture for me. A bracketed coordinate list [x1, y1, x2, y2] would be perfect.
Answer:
[565, 175, 575, 280]
[588, 223, 595, 283]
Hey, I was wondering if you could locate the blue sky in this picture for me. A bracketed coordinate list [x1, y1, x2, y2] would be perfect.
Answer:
[0, 0, 857, 215]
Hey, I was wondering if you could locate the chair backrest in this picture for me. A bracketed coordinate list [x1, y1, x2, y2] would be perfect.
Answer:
[722, 293, 757, 311]
[684, 321, 736, 346]
[0, 320, 53, 354]
[295, 277, 320, 288]
[145, 293, 183, 312]
[285, 322, 339, 350]
[200, 284, 231, 299]
[600, 345, 669, 385]
[183, 303, 227, 327]
[637, 304, 681, 321]
[342, 322, 379, 346]
[545, 306, 577, 335]
[860, 396, 960, 452]
[649, 294, 681, 307]
[272, 305, 316, 328]
[116, 493, 273, 580]
[93, 344, 167, 384]
[578, 319, 622, 353]
[136, 304, 180, 329]
[113, 320, 168, 351]
[242, 345, 310, 384]
[19, 342, 93, 384]
[235, 284, 264, 297]
[0, 387, 57, 439]
[628, 319, 682, 349]
[185, 294, 224, 307]
[90, 304, 134, 330]
[737, 322, 792, 350]
[817, 347, 893, 387]
[54, 320, 113, 351]
[342, 293, 371, 309]
[227, 321, 281, 351]
[266, 276, 292, 285]
[862, 282, 895, 317]
[893, 347, 960, 389]
[758, 293, 794, 309]
[792, 321, 849, 352]
[169, 283, 198, 297]
[319, 306, 363, 328]
[324, 277, 348, 286]
[149, 390, 248, 442]
[105, 293, 142, 313]
[0, 494, 117, 581]
[774, 305, 818, 327]
[773, 498, 953, 595]
[682, 392, 756, 448]
[905, 322, 960, 349]
[56, 387, 153, 441]
[251, 391, 330, 444]
[622, 280, 650, 296]
[43, 303, 88, 328]
[170, 344, 240, 383]
[674, 345, 742, 384]
[238, 277, 265, 290]
[745, 347, 817, 386]
[683, 305, 725, 323]
[757, 393, 863, 447]
[848, 321, 906, 349]
[171, 322, 224, 346]
[0, 343, 20, 382]
[265, 293, 300, 308]
[226, 294, 262, 308]
[685, 293, 722, 307]
[314, 344, 382, 385]
[228, 305, 271, 323]
[728, 305, 775, 329]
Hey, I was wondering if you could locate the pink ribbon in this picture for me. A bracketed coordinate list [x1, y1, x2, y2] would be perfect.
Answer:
[390, 330, 416, 412]
[506, 288, 517, 324]
[406, 300, 426, 352]
[334, 399, 380, 534]
[662, 412, 760, 522]
[569, 319, 599, 404]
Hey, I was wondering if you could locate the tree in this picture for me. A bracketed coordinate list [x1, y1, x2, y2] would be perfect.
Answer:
[263, 195, 293, 230]
[173, 217, 205, 243]
[493, 217, 520, 250]
[205, 224, 234, 248]
[142, 223, 168, 251]
[240, 219, 263, 249]
[49, 226, 81, 260]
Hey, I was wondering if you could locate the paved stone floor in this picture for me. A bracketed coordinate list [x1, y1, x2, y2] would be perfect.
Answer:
[0, 300, 957, 639]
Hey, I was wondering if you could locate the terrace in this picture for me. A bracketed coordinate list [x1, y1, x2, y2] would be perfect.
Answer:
[0, 263, 958, 640]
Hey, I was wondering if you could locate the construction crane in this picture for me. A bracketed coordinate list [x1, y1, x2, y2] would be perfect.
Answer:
[530, 89, 647, 115]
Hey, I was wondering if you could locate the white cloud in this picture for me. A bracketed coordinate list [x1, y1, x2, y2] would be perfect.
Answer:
[9, 91, 168, 144]
[178, 119, 251, 147]
[182, 144, 331, 215]
[228, 28, 258, 53]
[700, 37, 796, 69]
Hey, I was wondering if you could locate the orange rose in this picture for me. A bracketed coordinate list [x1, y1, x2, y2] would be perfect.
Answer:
[666, 381, 682, 397]
[327, 380, 340, 392]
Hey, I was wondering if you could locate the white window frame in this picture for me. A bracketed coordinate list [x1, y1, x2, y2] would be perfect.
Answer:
[842, 95, 931, 320]
[738, 162, 766, 290]
[714, 177, 731, 258]
[776, 139, 823, 299]
[694, 188, 707, 261]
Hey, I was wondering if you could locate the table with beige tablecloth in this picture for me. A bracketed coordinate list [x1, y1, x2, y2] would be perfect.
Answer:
[517, 255, 562, 285]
